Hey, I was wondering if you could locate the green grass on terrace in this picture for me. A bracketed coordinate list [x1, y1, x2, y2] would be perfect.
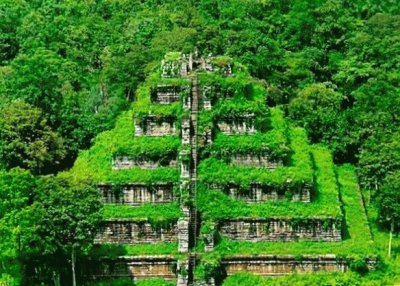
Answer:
[86, 277, 176, 286]
[198, 127, 313, 190]
[62, 71, 185, 185]
[101, 203, 182, 224]
[197, 145, 341, 220]
[132, 69, 191, 117]
[206, 108, 290, 161]
[197, 68, 261, 103]
[197, 70, 271, 132]
[113, 136, 181, 161]
[202, 164, 374, 258]
[91, 242, 179, 258]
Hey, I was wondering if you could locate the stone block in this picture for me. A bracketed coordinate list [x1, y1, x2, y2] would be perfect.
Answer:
[98, 183, 174, 205]
[95, 220, 178, 244]
[219, 218, 342, 242]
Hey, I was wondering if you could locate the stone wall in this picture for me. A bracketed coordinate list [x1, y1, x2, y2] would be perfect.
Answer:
[201, 85, 235, 103]
[222, 255, 377, 276]
[93, 256, 177, 280]
[230, 154, 280, 169]
[95, 219, 178, 244]
[222, 255, 347, 276]
[178, 217, 190, 253]
[161, 53, 188, 78]
[218, 115, 255, 135]
[134, 117, 176, 137]
[219, 218, 342, 242]
[112, 156, 177, 170]
[208, 183, 311, 203]
[98, 183, 174, 205]
[182, 119, 191, 144]
[152, 84, 182, 104]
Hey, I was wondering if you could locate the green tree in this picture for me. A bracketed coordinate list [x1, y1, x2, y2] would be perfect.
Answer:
[0, 0, 28, 64]
[0, 168, 37, 285]
[378, 172, 400, 257]
[0, 100, 66, 173]
[358, 131, 400, 191]
[288, 83, 344, 146]
[34, 178, 101, 286]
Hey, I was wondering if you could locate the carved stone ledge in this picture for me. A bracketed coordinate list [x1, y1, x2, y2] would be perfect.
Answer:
[134, 116, 177, 137]
[218, 114, 256, 135]
[230, 154, 281, 169]
[222, 255, 347, 276]
[90, 255, 177, 280]
[208, 183, 312, 203]
[178, 217, 190, 253]
[95, 220, 178, 244]
[112, 156, 177, 170]
[219, 218, 342, 242]
[98, 183, 175, 205]
[151, 84, 189, 104]
[222, 255, 377, 276]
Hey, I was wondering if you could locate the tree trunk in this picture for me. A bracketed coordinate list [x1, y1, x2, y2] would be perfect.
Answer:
[388, 220, 394, 258]
[53, 271, 61, 286]
[72, 247, 77, 286]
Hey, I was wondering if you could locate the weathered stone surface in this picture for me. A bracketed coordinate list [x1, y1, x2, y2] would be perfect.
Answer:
[208, 183, 311, 203]
[151, 84, 181, 104]
[203, 99, 212, 110]
[178, 217, 190, 253]
[93, 256, 177, 280]
[182, 119, 191, 144]
[180, 150, 190, 179]
[230, 154, 281, 169]
[219, 218, 342, 242]
[112, 156, 177, 170]
[95, 220, 178, 244]
[98, 183, 174, 205]
[177, 259, 189, 286]
[161, 53, 188, 78]
[218, 114, 255, 135]
[201, 85, 234, 102]
[292, 186, 311, 202]
[202, 222, 216, 252]
[201, 127, 212, 145]
[134, 117, 176, 137]
[183, 95, 191, 111]
[196, 278, 216, 286]
[222, 255, 348, 276]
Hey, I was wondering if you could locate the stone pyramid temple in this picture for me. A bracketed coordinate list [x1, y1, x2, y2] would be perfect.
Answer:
[68, 52, 376, 285]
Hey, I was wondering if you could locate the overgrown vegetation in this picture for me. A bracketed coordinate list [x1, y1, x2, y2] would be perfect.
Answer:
[0, 0, 399, 284]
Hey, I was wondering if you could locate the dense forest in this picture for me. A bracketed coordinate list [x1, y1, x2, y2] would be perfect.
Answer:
[0, 0, 399, 285]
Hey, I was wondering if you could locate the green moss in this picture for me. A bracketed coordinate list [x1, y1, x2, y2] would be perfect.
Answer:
[336, 164, 372, 243]
[135, 279, 176, 286]
[204, 107, 290, 160]
[85, 277, 176, 286]
[164, 52, 182, 62]
[197, 126, 314, 192]
[101, 203, 182, 227]
[91, 243, 179, 258]
[113, 136, 181, 162]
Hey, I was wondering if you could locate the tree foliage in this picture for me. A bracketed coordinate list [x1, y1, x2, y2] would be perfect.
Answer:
[0, 0, 399, 284]
[378, 172, 400, 231]
[0, 100, 65, 173]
